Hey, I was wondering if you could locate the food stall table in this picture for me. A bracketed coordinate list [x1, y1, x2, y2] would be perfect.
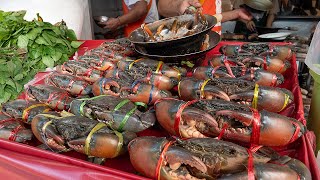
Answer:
[0, 40, 319, 180]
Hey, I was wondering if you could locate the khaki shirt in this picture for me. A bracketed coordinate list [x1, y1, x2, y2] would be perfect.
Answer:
[232, 0, 280, 15]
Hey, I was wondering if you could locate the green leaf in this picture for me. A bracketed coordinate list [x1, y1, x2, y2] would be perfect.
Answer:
[15, 82, 23, 93]
[6, 78, 16, 89]
[35, 36, 49, 45]
[43, 46, 55, 56]
[41, 33, 53, 45]
[0, 73, 6, 84]
[17, 35, 29, 49]
[14, 73, 24, 81]
[61, 53, 69, 61]
[42, 55, 54, 67]
[7, 61, 16, 73]
[52, 26, 62, 35]
[71, 41, 83, 48]
[66, 29, 77, 41]
[26, 27, 43, 40]
[2, 91, 11, 104]
[51, 51, 62, 61]
[12, 26, 24, 36]
[33, 49, 42, 59]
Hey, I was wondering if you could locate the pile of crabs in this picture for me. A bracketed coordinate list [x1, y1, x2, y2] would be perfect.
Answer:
[0, 38, 312, 180]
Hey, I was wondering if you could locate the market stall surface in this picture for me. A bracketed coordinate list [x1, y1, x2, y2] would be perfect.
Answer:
[0, 40, 319, 180]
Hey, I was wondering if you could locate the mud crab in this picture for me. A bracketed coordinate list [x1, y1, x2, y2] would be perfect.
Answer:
[103, 68, 178, 91]
[208, 54, 291, 74]
[0, 114, 33, 143]
[91, 38, 137, 58]
[56, 60, 104, 83]
[219, 43, 293, 61]
[31, 112, 136, 158]
[178, 77, 293, 113]
[2, 99, 51, 124]
[76, 55, 116, 71]
[129, 137, 310, 179]
[93, 77, 172, 105]
[193, 66, 284, 87]
[45, 73, 92, 96]
[154, 99, 305, 146]
[26, 85, 74, 111]
[69, 95, 156, 132]
[117, 58, 187, 80]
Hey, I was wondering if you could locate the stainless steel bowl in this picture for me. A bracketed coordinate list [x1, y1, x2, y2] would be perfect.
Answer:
[93, 16, 109, 28]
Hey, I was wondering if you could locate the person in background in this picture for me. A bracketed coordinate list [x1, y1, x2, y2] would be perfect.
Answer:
[157, 0, 253, 34]
[99, 0, 159, 37]
[233, 0, 279, 34]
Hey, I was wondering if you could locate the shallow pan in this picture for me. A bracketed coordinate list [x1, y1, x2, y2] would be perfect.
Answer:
[128, 14, 217, 56]
[134, 30, 221, 62]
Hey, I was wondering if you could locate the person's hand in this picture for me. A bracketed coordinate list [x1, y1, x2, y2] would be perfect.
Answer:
[180, 0, 202, 14]
[246, 20, 256, 32]
[238, 8, 253, 22]
[98, 17, 121, 31]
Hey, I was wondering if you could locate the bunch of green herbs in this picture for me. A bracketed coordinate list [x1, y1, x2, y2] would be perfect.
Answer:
[0, 10, 83, 104]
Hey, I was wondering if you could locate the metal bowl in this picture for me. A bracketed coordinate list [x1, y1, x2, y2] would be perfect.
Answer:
[128, 14, 217, 56]
[93, 16, 109, 28]
[134, 30, 221, 62]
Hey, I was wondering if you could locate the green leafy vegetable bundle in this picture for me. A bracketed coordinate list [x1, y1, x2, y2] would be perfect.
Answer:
[0, 10, 83, 104]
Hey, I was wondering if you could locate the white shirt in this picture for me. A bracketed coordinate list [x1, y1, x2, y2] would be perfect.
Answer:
[124, 0, 159, 23]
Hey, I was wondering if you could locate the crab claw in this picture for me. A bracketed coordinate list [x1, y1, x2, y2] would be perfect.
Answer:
[229, 86, 293, 112]
[129, 136, 271, 179]
[45, 73, 92, 96]
[69, 96, 156, 133]
[128, 136, 208, 180]
[219, 163, 303, 180]
[208, 54, 226, 67]
[193, 66, 232, 80]
[154, 99, 218, 138]
[238, 69, 284, 87]
[267, 58, 291, 74]
[220, 45, 252, 57]
[215, 109, 305, 146]
[122, 83, 172, 105]
[92, 109, 156, 133]
[138, 74, 178, 90]
[31, 114, 67, 151]
[92, 77, 121, 96]
[68, 131, 136, 158]
[0, 114, 33, 143]
[273, 45, 293, 60]
[77, 55, 116, 71]
[258, 45, 293, 61]
[27, 85, 73, 111]
[2, 99, 51, 124]
[142, 24, 156, 42]
[117, 58, 187, 80]
[282, 158, 312, 180]
[178, 78, 230, 101]
[220, 156, 310, 180]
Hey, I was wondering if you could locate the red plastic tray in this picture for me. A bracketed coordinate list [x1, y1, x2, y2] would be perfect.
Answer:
[0, 40, 319, 180]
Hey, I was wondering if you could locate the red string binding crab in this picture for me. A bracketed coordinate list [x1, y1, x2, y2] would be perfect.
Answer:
[154, 98, 305, 147]
[128, 136, 311, 180]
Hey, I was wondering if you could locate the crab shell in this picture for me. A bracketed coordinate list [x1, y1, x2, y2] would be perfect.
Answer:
[0, 114, 33, 143]
[45, 73, 92, 96]
[69, 95, 156, 133]
[154, 99, 305, 146]
[2, 99, 51, 124]
[128, 136, 270, 179]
